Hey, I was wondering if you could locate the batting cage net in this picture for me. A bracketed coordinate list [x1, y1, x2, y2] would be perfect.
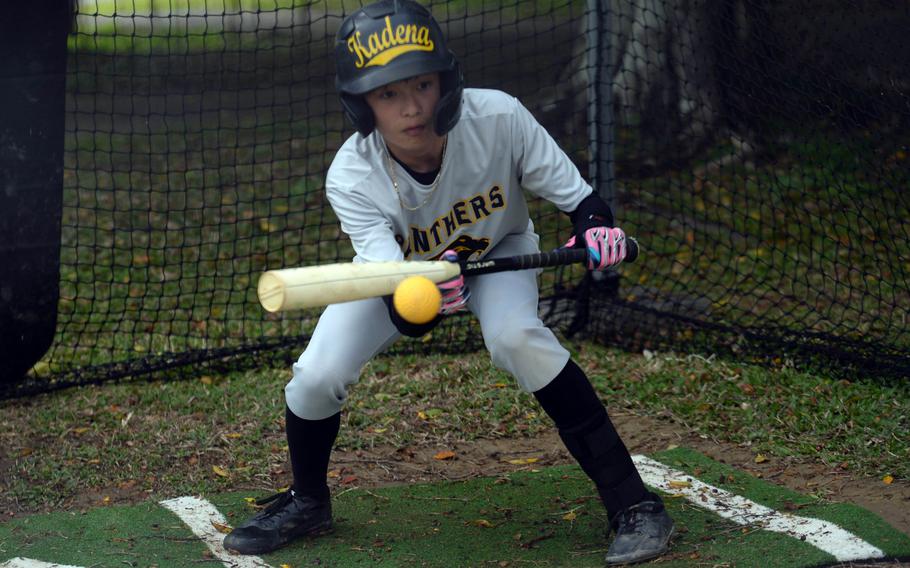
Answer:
[3, 0, 908, 399]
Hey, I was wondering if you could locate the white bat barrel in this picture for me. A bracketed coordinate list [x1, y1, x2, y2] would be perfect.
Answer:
[257, 260, 463, 312]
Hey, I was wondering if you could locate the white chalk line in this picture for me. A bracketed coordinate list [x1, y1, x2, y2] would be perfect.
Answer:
[0, 560, 84, 568]
[633, 454, 884, 562]
[159, 496, 273, 568]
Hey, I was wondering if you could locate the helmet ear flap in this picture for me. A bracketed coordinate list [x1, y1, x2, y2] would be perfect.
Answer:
[340, 93, 375, 137]
[433, 57, 464, 136]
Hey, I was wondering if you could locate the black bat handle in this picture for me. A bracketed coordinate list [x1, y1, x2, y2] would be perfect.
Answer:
[461, 237, 639, 276]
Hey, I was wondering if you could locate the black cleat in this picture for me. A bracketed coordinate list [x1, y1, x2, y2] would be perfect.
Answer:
[605, 499, 674, 565]
[223, 489, 333, 555]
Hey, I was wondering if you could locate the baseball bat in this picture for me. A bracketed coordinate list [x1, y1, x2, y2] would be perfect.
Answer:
[258, 237, 638, 312]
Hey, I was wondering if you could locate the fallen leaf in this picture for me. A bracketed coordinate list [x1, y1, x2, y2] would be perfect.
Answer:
[506, 457, 540, 465]
[212, 465, 230, 477]
[434, 450, 456, 460]
[754, 454, 769, 464]
[468, 519, 494, 528]
[211, 521, 232, 534]
[668, 480, 691, 489]
[562, 511, 577, 521]
[120, 412, 134, 428]
[883, 475, 894, 485]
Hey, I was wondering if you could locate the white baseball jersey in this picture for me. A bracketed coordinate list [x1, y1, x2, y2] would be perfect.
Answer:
[326, 88, 594, 263]
[286, 88, 590, 420]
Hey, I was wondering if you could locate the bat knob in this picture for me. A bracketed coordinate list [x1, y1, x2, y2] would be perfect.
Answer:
[625, 237, 639, 263]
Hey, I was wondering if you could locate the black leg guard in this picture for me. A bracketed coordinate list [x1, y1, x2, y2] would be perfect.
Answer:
[285, 406, 340, 500]
[557, 407, 650, 517]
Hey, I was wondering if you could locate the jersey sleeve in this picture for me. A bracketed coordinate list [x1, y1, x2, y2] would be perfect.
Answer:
[508, 96, 593, 213]
[326, 181, 404, 263]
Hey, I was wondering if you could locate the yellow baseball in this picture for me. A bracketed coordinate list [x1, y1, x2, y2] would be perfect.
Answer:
[393, 276, 442, 324]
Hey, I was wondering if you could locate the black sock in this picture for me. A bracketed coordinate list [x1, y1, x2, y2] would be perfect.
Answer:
[285, 405, 340, 500]
[534, 360, 652, 515]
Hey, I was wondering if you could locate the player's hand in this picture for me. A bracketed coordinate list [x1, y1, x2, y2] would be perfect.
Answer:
[437, 250, 470, 315]
[564, 226, 627, 271]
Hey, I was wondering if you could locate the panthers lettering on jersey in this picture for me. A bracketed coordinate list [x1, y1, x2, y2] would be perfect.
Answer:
[400, 185, 505, 258]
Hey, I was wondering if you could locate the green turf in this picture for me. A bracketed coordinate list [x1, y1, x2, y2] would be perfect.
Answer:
[2, 450, 906, 568]
[654, 447, 910, 559]
[0, 502, 210, 566]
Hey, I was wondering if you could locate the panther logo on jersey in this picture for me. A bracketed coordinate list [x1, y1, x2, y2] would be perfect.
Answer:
[430, 235, 490, 261]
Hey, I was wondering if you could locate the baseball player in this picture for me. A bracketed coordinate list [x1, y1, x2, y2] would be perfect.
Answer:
[225, 0, 674, 564]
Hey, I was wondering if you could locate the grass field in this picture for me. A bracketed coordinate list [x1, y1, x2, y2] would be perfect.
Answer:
[4, 341, 907, 514]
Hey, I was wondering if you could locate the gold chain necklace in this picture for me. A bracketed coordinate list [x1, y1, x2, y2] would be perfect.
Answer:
[386, 136, 448, 211]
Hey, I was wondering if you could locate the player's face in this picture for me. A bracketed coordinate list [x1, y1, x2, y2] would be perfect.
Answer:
[365, 73, 443, 161]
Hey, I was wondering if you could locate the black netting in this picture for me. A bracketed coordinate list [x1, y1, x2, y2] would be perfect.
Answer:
[3, 0, 908, 399]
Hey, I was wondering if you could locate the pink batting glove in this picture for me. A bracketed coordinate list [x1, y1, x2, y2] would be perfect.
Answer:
[564, 226, 627, 271]
[437, 250, 470, 315]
